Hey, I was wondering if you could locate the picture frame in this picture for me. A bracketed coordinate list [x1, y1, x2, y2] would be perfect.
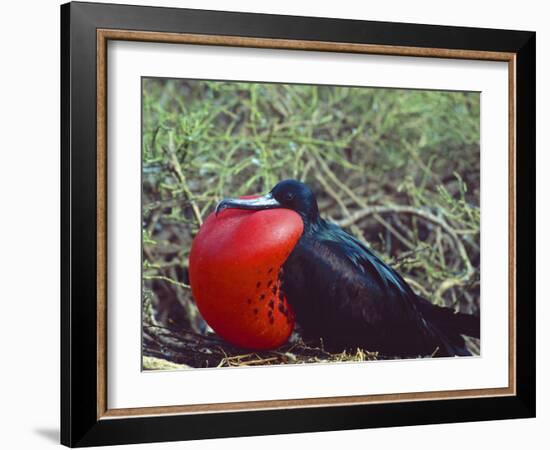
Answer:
[60, 1, 535, 447]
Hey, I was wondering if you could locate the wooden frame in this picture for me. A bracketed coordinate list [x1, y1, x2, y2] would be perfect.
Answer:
[61, 1, 535, 447]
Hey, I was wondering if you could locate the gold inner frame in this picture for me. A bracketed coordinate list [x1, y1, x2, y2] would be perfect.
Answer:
[96, 29, 517, 420]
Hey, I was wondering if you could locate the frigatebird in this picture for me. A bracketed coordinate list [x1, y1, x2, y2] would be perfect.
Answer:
[216, 179, 480, 357]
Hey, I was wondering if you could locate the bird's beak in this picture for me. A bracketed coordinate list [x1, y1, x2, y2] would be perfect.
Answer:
[216, 193, 281, 215]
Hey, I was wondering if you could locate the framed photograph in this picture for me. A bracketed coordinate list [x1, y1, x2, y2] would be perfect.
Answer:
[61, 1, 535, 447]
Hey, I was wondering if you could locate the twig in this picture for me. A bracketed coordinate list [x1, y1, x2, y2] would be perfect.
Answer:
[371, 213, 416, 251]
[336, 205, 474, 277]
[314, 172, 350, 216]
[143, 274, 190, 290]
[404, 277, 432, 298]
[313, 151, 366, 206]
[165, 130, 203, 226]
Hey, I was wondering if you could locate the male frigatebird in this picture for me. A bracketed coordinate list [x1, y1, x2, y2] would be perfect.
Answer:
[213, 179, 480, 357]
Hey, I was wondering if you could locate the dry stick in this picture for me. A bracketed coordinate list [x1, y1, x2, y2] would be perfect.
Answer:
[310, 153, 372, 244]
[166, 131, 203, 226]
[338, 206, 471, 266]
[435, 277, 471, 302]
[315, 172, 351, 216]
[337, 205, 475, 299]
[391, 213, 417, 242]
[390, 212, 451, 273]
[300, 159, 316, 182]
[370, 212, 416, 251]
[144, 259, 186, 270]
[435, 218, 447, 267]
[313, 151, 366, 208]
[313, 151, 414, 251]
[146, 208, 162, 238]
[316, 149, 475, 294]
[403, 277, 432, 298]
[388, 244, 431, 266]
[402, 138, 445, 188]
[168, 264, 202, 334]
[314, 172, 369, 246]
[143, 274, 190, 290]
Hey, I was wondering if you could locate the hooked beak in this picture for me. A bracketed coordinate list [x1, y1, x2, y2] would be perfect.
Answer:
[216, 193, 281, 215]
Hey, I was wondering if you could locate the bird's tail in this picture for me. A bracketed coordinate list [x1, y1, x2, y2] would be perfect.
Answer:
[416, 296, 480, 357]
[416, 296, 480, 338]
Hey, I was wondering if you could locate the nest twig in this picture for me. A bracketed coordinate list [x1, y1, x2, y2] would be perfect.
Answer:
[142, 324, 379, 369]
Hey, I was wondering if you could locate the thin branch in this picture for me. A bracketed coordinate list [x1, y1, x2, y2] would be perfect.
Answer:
[336, 205, 474, 277]
[165, 130, 203, 226]
[143, 274, 190, 290]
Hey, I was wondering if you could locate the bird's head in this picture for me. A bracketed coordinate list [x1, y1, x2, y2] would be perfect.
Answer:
[216, 179, 320, 224]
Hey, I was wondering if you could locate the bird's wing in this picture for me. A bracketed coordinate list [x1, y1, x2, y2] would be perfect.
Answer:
[282, 220, 470, 356]
[286, 221, 424, 329]
[320, 221, 416, 299]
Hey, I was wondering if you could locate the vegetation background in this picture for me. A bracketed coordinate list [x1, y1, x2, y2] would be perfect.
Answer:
[141, 78, 480, 369]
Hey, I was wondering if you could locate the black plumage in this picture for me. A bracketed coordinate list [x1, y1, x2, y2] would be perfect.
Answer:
[217, 179, 480, 357]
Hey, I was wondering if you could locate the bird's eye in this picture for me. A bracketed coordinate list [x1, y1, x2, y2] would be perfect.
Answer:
[285, 192, 295, 201]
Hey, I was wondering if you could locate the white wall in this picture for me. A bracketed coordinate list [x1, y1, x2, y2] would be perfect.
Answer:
[0, 1, 546, 449]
